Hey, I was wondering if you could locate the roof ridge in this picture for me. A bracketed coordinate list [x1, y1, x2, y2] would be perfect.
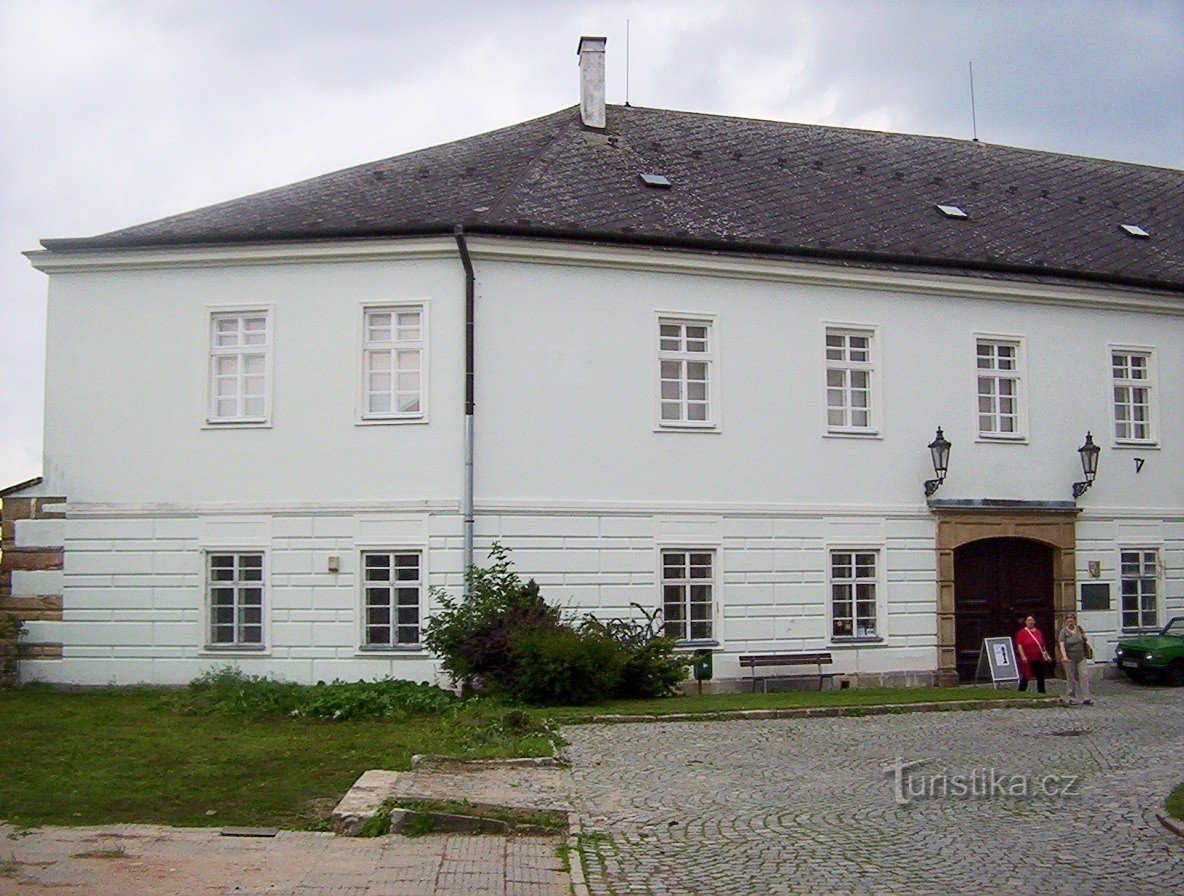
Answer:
[476, 108, 583, 222]
[611, 104, 1183, 174]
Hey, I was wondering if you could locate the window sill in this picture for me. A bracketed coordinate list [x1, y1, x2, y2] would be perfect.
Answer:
[654, 424, 720, 434]
[1111, 441, 1159, 450]
[823, 429, 882, 440]
[975, 434, 1027, 445]
[201, 646, 270, 655]
[356, 416, 429, 427]
[674, 639, 720, 649]
[356, 645, 427, 654]
[203, 421, 272, 430]
[829, 636, 884, 648]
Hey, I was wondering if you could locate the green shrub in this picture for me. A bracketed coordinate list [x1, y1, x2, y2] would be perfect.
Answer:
[423, 544, 559, 694]
[581, 605, 691, 699]
[183, 668, 456, 720]
[508, 625, 623, 706]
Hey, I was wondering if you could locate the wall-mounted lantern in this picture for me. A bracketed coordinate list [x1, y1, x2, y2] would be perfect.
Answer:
[924, 427, 951, 497]
[1072, 432, 1100, 499]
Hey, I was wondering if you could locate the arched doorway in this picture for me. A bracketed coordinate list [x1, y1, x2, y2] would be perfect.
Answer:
[932, 505, 1078, 686]
[953, 538, 1054, 681]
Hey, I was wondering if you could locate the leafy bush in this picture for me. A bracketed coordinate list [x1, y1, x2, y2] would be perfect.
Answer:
[580, 605, 691, 699]
[424, 547, 689, 705]
[423, 544, 560, 694]
[184, 668, 457, 720]
[508, 625, 623, 706]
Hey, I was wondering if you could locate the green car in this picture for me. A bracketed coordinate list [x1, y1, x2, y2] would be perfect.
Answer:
[1114, 616, 1184, 686]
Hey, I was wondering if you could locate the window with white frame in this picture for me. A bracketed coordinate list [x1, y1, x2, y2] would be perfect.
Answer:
[208, 553, 264, 647]
[363, 306, 424, 419]
[1112, 350, 1154, 442]
[661, 550, 714, 641]
[831, 550, 878, 639]
[1120, 549, 1159, 631]
[825, 328, 876, 431]
[976, 338, 1022, 437]
[209, 312, 269, 423]
[658, 318, 714, 426]
[362, 551, 423, 647]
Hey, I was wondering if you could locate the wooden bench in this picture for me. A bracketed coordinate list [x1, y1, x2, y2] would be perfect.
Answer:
[738, 652, 835, 692]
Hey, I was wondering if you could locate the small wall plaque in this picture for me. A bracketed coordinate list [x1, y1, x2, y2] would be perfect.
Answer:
[1080, 583, 1110, 611]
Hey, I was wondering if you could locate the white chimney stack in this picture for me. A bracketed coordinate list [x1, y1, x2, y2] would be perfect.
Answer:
[577, 36, 607, 129]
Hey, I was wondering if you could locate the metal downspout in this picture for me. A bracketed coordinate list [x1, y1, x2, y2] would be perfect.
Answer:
[454, 226, 476, 593]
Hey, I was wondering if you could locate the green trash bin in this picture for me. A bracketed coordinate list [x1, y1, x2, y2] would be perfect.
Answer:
[692, 648, 713, 682]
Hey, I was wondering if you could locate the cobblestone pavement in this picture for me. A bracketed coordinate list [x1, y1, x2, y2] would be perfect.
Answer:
[566, 680, 1184, 896]
[0, 825, 568, 896]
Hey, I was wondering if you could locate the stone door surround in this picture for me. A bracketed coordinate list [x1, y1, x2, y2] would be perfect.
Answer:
[932, 502, 1078, 687]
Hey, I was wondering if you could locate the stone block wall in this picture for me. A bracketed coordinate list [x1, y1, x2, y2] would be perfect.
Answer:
[0, 495, 65, 686]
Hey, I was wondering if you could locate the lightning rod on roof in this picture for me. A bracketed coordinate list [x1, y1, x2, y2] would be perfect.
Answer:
[969, 61, 979, 142]
[625, 19, 631, 106]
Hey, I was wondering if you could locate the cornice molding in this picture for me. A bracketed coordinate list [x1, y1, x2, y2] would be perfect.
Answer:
[24, 234, 1184, 315]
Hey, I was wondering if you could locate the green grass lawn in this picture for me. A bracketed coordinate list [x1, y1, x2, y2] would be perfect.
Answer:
[0, 683, 1046, 830]
[0, 686, 551, 830]
[1168, 782, 1184, 821]
[538, 685, 1048, 721]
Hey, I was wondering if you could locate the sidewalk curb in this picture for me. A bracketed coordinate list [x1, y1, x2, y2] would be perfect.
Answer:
[556, 696, 1058, 725]
[566, 810, 590, 896]
[1157, 813, 1184, 840]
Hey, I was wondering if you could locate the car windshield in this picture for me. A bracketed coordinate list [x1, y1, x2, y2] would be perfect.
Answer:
[1162, 618, 1184, 639]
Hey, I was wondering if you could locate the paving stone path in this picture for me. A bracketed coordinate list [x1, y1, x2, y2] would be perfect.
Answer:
[566, 680, 1184, 896]
[0, 824, 568, 895]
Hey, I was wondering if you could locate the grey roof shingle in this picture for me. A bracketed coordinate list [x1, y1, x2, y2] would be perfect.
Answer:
[42, 105, 1184, 292]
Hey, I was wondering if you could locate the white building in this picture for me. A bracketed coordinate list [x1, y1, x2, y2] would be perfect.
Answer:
[4, 38, 1182, 688]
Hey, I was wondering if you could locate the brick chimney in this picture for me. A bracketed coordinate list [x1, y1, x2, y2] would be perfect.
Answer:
[577, 36, 606, 129]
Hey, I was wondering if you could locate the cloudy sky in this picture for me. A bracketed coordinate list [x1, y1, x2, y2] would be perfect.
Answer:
[1, 0, 1181, 488]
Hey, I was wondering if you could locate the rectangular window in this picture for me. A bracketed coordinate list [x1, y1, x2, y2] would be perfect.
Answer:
[363, 551, 423, 647]
[831, 550, 878, 639]
[208, 553, 264, 647]
[661, 550, 713, 641]
[1112, 350, 1153, 442]
[826, 328, 876, 431]
[1120, 550, 1158, 631]
[976, 338, 1022, 437]
[363, 306, 424, 419]
[209, 311, 269, 423]
[658, 318, 714, 427]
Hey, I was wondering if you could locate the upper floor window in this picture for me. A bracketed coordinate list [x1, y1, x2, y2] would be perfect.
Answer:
[658, 317, 715, 428]
[825, 327, 877, 433]
[661, 550, 714, 641]
[207, 552, 265, 648]
[363, 306, 424, 420]
[209, 311, 269, 423]
[976, 338, 1023, 438]
[362, 551, 423, 647]
[1120, 549, 1159, 631]
[1111, 349, 1154, 443]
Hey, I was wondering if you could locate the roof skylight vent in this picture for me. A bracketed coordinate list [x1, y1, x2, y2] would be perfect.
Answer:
[640, 173, 671, 188]
[936, 204, 968, 219]
[1120, 223, 1150, 238]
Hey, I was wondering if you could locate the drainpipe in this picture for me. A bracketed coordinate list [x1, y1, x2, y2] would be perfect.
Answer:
[454, 226, 476, 593]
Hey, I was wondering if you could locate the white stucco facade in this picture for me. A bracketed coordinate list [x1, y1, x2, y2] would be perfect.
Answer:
[14, 236, 1184, 685]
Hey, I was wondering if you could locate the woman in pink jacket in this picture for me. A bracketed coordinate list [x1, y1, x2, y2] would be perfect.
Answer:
[1015, 615, 1051, 693]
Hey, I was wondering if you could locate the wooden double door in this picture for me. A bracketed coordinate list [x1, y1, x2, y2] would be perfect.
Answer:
[953, 537, 1054, 681]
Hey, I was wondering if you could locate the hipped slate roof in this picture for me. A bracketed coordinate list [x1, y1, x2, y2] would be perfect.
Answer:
[42, 105, 1184, 292]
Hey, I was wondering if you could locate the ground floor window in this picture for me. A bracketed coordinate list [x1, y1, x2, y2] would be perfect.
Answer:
[831, 550, 878, 638]
[208, 553, 264, 647]
[661, 550, 713, 641]
[363, 551, 422, 646]
[1121, 549, 1158, 631]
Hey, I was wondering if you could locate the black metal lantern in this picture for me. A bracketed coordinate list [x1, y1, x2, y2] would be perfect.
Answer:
[1072, 432, 1100, 499]
[924, 427, 951, 497]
